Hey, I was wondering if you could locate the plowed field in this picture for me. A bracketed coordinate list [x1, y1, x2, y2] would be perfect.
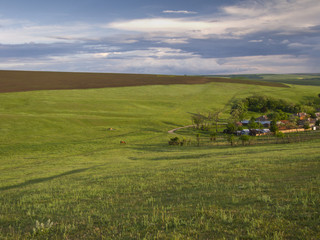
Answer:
[0, 70, 287, 93]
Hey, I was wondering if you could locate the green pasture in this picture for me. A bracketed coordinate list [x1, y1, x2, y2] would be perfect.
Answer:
[1, 82, 320, 239]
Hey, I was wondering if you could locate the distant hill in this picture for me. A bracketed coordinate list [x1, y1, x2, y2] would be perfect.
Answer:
[211, 74, 320, 86]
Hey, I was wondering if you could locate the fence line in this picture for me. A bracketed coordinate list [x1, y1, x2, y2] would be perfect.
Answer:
[175, 131, 320, 147]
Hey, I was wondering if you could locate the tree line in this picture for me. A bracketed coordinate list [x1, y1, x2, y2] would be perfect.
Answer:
[231, 95, 320, 120]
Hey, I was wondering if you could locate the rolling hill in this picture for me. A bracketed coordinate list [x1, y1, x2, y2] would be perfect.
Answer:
[0, 71, 319, 239]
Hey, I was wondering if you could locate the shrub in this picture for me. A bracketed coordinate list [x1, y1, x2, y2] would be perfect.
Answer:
[169, 137, 180, 146]
[303, 122, 310, 130]
[276, 132, 285, 138]
[224, 122, 237, 134]
[210, 132, 217, 142]
[239, 135, 250, 146]
[196, 133, 201, 146]
[226, 134, 235, 146]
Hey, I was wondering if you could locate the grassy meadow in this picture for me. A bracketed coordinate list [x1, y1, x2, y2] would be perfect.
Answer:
[1, 78, 320, 239]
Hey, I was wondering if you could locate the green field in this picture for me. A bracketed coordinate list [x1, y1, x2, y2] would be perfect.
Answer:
[1, 79, 320, 239]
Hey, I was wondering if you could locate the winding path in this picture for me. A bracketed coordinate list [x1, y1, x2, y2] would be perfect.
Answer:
[168, 125, 195, 134]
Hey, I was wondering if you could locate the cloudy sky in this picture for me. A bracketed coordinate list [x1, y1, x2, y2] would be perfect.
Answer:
[0, 0, 319, 74]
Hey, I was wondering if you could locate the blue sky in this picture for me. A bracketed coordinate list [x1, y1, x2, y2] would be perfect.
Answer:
[0, 0, 319, 74]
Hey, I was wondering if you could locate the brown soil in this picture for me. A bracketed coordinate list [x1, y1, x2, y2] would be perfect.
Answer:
[0, 70, 288, 93]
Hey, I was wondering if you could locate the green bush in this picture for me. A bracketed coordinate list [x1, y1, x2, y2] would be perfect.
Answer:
[276, 132, 285, 138]
[303, 122, 310, 130]
[239, 135, 250, 146]
[169, 137, 180, 146]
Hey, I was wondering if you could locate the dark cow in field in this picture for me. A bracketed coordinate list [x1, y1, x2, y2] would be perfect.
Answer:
[120, 141, 126, 144]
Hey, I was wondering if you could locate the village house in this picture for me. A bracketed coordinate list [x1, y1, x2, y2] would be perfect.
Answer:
[241, 129, 250, 135]
[240, 118, 271, 128]
[301, 118, 316, 127]
[292, 112, 308, 120]
[256, 115, 268, 121]
[240, 120, 249, 126]
[309, 118, 316, 126]
[236, 122, 243, 127]
[277, 120, 291, 130]
[251, 129, 271, 136]
[239, 112, 318, 135]
[259, 121, 271, 128]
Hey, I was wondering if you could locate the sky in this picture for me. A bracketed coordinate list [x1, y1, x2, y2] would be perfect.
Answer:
[0, 0, 319, 75]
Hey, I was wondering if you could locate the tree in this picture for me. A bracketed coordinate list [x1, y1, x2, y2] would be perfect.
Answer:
[268, 112, 280, 122]
[268, 110, 288, 122]
[248, 116, 258, 129]
[239, 135, 250, 146]
[241, 95, 301, 114]
[208, 110, 222, 132]
[303, 122, 310, 130]
[230, 101, 248, 121]
[196, 133, 201, 146]
[210, 132, 217, 142]
[285, 121, 297, 130]
[270, 120, 279, 133]
[226, 134, 235, 146]
[289, 115, 299, 126]
[308, 112, 316, 118]
[191, 114, 205, 129]
[224, 122, 237, 134]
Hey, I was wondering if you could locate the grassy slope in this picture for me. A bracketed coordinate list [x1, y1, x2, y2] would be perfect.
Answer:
[1, 82, 320, 239]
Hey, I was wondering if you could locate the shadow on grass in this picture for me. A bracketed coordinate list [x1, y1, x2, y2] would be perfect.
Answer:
[149, 153, 214, 161]
[0, 166, 100, 191]
[162, 121, 183, 127]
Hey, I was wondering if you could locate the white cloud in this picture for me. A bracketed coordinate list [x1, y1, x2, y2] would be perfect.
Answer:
[163, 10, 197, 14]
[0, 48, 315, 75]
[0, 0, 319, 74]
[281, 40, 290, 44]
[218, 54, 313, 74]
[159, 38, 189, 44]
[95, 47, 200, 59]
[108, 18, 209, 33]
[248, 40, 263, 43]
[1, 0, 319, 45]
[108, 0, 320, 40]
[0, 19, 115, 44]
[288, 43, 313, 48]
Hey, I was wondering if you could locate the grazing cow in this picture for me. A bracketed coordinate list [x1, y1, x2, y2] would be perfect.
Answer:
[120, 141, 126, 144]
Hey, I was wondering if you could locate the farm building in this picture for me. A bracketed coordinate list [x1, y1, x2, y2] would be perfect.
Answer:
[237, 129, 270, 136]
[241, 129, 250, 135]
[240, 120, 271, 127]
[292, 112, 308, 120]
[256, 115, 269, 121]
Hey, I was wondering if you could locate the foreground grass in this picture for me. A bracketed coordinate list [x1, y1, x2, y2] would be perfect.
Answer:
[1, 82, 320, 239]
[1, 142, 320, 239]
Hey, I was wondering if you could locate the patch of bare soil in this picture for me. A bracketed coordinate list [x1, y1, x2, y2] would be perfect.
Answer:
[0, 70, 288, 93]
